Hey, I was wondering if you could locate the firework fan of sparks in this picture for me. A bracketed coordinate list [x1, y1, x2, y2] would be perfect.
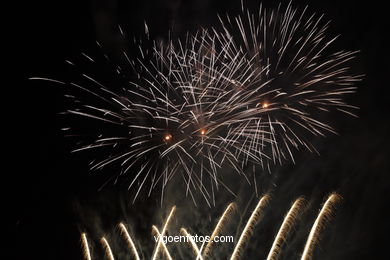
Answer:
[31, 2, 361, 203]
[80, 193, 341, 260]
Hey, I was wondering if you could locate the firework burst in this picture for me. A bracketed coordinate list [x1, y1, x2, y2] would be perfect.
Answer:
[30, 2, 360, 203]
[215, 2, 361, 164]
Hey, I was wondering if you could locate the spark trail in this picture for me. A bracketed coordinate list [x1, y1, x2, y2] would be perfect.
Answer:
[203, 202, 236, 257]
[267, 197, 306, 260]
[81, 233, 92, 260]
[301, 193, 341, 260]
[80, 193, 342, 259]
[180, 228, 204, 260]
[230, 194, 270, 260]
[151, 206, 176, 260]
[101, 237, 115, 260]
[118, 222, 140, 260]
[152, 225, 173, 260]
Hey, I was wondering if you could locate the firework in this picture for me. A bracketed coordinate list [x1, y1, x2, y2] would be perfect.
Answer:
[151, 225, 173, 260]
[301, 193, 341, 260]
[203, 202, 236, 257]
[216, 2, 361, 168]
[267, 197, 306, 260]
[118, 222, 140, 260]
[230, 194, 270, 260]
[101, 236, 115, 260]
[151, 206, 176, 260]
[81, 233, 92, 260]
[180, 228, 204, 260]
[31, 2, 360, 202]
[80, 193, 341, 259]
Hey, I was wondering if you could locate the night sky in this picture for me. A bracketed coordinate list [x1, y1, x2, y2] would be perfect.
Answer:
[11, 0, 389, 259]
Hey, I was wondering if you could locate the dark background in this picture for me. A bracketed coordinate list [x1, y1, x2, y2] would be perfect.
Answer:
[10, 0, 389, 259]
